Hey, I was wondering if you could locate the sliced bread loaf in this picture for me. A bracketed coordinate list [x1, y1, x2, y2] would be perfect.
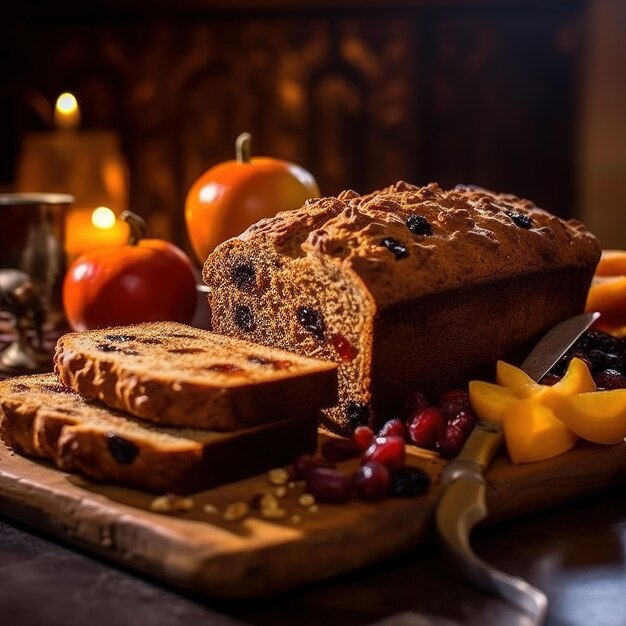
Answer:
[0, 373, 318, 493]
[54, 322, 337, 429]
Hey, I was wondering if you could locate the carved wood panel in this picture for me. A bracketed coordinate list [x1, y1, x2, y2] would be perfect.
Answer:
[1, 2, 586, 253]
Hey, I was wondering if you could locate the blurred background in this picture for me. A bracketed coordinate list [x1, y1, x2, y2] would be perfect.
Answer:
[1, 0, 625, 255]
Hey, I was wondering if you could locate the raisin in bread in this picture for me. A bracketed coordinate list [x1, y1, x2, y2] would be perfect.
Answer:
[0, 373, 317, 493]
[203, 181, 601, 435]
[53, 322, 337, 429]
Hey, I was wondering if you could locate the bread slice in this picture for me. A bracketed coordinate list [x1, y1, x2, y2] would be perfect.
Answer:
[53, 322, 337, 429]
[0, 373, 318, 493]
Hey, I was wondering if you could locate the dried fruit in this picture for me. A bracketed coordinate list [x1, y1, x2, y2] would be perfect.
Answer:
[437, 411, 476, 458]
[401, 391, 430, 418]
[407, 407, 445, 448]
[321, 438, 361, 462]
[345, 402, 370, 428]
[234, 304, 256, 331]
[389, 467, 430, 497]
[354, 461, 391, 502]
[380, 237, 408, 260]
[406, 214, 433, 236]
[439, 389, 472, 418]
[297, 306, 325, 340]
[594, 369, 626, 390]
[363, 435, 406, 469]
[352, 425, 375, 451]
[106, 433, 139, 465]
[331, 333, 358, 361]
[305, 468, 353, 504]
[292, 454, 336, 480]
[378, 418, 406, 439]
[506, 210, 533, 229]
[232, 263, 256, 290]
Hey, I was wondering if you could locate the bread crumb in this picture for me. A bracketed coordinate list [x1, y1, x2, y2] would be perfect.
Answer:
[261, 507, 287, 519]
[224, 501, 249, 522]
[203, 503, 218, 514]
[291, 514, 301, 524]
[298, 493, 316, 507]
[274, 486, 287, 498]
[150, 493, 194, 514]
[309, 504, 319, 514]
[268, 468, 290, 485]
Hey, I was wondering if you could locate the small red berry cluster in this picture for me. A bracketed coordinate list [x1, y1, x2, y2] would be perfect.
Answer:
[293, 427, 430, 505]
[402, 389, 476, 458]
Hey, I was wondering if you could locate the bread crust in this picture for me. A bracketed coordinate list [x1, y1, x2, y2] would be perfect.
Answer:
[0, 373, 318, 493]
[204, 181, 601, 433]
[54, 321, 337, 430]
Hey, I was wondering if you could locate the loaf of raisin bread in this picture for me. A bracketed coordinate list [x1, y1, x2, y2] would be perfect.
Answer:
[0, 374, 318, 493]
[53, 322, 337, 429]
[203, 181, 601, 434]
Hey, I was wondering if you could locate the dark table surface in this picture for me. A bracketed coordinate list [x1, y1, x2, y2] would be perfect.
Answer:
[2, 485, 625, 626]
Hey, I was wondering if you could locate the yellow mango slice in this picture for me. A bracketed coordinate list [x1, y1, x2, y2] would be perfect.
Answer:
[502, 399, 578, 464]
[534, 357, 596, 411]
[496, 360, 543, 398]
[469, 380, 518, 423]
[555, 389, 626, 444]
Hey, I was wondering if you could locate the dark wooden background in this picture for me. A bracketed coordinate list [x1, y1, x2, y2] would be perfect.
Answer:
[0, 0, 587, 251]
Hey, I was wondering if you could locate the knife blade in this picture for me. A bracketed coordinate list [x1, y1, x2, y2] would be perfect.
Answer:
[435, 311, 600, 624]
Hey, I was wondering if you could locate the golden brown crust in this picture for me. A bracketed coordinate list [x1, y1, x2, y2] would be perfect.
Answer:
[53, 321, 337, 429]
[203, 181, 601, 434]
[0, 373, 318, 493]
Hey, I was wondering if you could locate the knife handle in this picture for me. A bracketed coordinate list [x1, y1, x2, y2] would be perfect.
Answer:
[442, 421, 503, 485]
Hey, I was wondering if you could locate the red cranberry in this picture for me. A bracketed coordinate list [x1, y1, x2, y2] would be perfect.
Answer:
[306, 468, 353, 504]
[402, 391, 429, 418]
[439, 389, 472, 418]
[352, 426, 375, 451]
[378, 418, 406, 439]
[331, 333, 358, 362]
[594, 369, 626, 390]
[363, 436, 406, 470]
[437, 411, 476, 458]
[354, 461, 391, 502]
[321, 438, 361, 462]
[293, 454, 336, 480]
[408, 407, 445, 449]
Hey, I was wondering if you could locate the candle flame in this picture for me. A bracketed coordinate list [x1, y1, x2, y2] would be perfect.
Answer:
[91, 206, 116, 230]
[54, 92, 81, 130]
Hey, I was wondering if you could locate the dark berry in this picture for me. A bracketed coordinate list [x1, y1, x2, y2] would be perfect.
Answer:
[505, 210, 533, 229]
[106, 433, 139, 465]
[321, 438, 361, 462]
[297, 306, 325, 340]
[363, 435, 406, 470]
[378, 418, 406, 439]
[293, 454, 336, 480]
[587, 330, 623, 354]
[105, 334, 137, 343]
[140, 338, 162, 345]
[43, 383, 74, 395]
[234, 304, 256, 331]
[331, 333, 358, 362]
[539, 373, 562, 386]
[346, 402, 369, 428]
[380, 237, 408, 260]
[594, 369, 626, 390]
[587, 349, 608, 374]
[437, 411, 476, 458]
[96, 343, 138, 356]
[232, 263, 255, 290]
[604, 353, 622, 371]
[354, 461, 391, 502]
[207, 363, 244, 373]
[306, 468, 353, 504]
[352, 426, 375, 451]
[439, 389, 472, 418]
[169, 347, 204, 355]
[408, 407, 445, 448]
[390, 466, 431, 497]
[406, 214, 433, 236]
[401, 391, 430, 419]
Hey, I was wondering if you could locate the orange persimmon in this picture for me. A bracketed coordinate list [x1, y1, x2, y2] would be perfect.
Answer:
[184, 132, 320, 265]
[595, 249, 626, 276]
[586, 275, 626, 327]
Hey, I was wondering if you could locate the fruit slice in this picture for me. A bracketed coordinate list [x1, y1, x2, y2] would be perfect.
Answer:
[496, 361, 543, 398]
[501, 399, 578, 464]
[555, 389, 626, 444]
[595, 249, 626, 276]
[468, 380, 518, 422]
[586, 275, 626, 327]
[533, 357, 596, 411]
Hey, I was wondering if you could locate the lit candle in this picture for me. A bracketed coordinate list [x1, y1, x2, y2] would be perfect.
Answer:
[54, 92, 81, 131]
[65, 206, 129, 260]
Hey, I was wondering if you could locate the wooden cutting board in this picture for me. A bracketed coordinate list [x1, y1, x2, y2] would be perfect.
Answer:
[1, 434, 626, 600]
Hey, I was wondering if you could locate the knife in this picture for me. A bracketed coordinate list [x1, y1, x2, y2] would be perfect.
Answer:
[435, 311, 601, 624]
